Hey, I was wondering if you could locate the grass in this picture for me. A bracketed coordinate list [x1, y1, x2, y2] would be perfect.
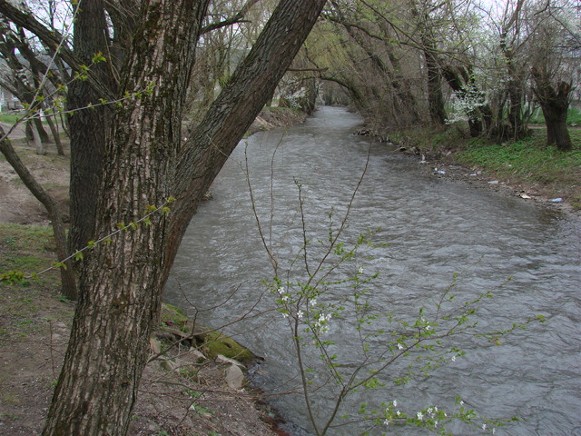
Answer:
[0, 112, 22, 124]
[0, 223, 57, 276]
[457, 131, 581, 179]
[529, 107, 581, 126]
[458, 129, 581, 208]
[0, 223, 70, 341]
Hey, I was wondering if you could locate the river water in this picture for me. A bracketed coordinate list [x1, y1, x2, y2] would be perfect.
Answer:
[167, 106, 581, 435]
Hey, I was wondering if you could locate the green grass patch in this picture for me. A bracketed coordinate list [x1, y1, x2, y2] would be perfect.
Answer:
[457, 129, 581, 207]
[529, 107, 581, 126]
[0, 113, 22, 124]
[0, 224, 71, 341]
[457, 130, 581, 182]
[0, 224, 55, 273]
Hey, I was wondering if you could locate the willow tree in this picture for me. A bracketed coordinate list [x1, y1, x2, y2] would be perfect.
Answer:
[0, 0, 327, 434]
[528, 0, 576, 151]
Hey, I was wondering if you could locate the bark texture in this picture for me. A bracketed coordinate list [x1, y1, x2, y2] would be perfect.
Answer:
[67, 0, 116, 255]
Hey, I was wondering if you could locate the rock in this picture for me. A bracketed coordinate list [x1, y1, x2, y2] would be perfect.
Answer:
[159, 358, 175, 371]
[150, 338, 161, 354]
[216, 354, 245, 368]
[188, 348, 207, 362]
[225, 364, 245, 390]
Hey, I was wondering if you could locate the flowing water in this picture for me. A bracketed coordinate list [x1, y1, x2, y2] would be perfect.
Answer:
[167, 107, 581, 435]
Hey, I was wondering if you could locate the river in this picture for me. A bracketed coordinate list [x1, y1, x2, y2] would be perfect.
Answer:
[167, 106, 581, 435]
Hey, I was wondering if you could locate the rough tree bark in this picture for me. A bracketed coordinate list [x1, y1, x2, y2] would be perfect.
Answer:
[29, 0, 328, 434]
[532, 66, 572, 151]
[66, 0, 116, 257]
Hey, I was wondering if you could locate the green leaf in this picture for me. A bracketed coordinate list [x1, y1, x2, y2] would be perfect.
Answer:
[91, 51, 107, 64]
[53, 261, 67, 270]
[0, 270, 26, 285]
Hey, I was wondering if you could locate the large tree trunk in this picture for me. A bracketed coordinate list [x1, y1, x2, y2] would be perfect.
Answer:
[532, 67, 572, 151]
[425, 50, 447, 126]
[42, 0, 327, 434]
[66, 0, 115, 256]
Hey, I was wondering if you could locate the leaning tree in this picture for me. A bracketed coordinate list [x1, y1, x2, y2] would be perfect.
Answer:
[0, 0, 328, 434]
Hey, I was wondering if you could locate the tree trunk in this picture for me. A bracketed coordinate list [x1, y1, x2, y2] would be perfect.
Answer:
[424, 49, 447, 126]
[34, 116, 51, 143]
[545, 117, 571, 151]
[532, 68, 572, 151]
[42, 1, 327, 434]
[507, 77, 527, 140]
[30, 117, 45, 155]
[67, 0, 115, 255]
[45, 113, 65, 155]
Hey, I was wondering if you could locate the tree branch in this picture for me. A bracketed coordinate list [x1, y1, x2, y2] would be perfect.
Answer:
[0, 0, 115, 100]
[201, 0, 262, 34]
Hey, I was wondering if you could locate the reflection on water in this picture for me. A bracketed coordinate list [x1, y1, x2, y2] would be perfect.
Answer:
[168, 107, 581, 435]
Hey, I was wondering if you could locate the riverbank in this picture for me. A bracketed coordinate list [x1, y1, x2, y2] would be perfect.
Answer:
[0, 222, 284, 435]
[0, 108, 307, 435]
[377, 124, 581, 217]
